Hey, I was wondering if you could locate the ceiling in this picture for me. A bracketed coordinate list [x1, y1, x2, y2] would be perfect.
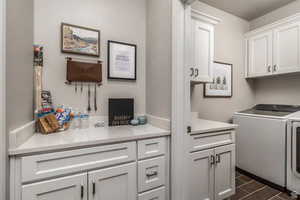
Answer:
[197, 0, 296, 21]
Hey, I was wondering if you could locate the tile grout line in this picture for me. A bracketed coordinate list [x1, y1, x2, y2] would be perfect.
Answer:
[236, 179, 254, 189]
[239, 185, 268, 200]
[267, 192, 286, 200]
[274, 193, 292, 200]
[236, 180, 254, 189]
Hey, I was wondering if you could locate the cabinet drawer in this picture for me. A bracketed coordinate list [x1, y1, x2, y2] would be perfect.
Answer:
[190, 131, 235, 152]
[138, 156, 166, 193]
[138, 137, 166, 160]
[138, 187, 166, 200]
[21, 142, 136, 183]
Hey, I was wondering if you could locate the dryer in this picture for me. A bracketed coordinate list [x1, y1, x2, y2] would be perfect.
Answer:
[287, 113, 300, 198]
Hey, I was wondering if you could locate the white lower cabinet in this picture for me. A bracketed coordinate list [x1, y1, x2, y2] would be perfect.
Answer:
[188, 132, 236, 200]
[188, 149, 215, 200]
[88, 163, 137, 200]
[215, 145, 236, 200]
[13, 137, 169, 200]
[22, 173, 88, 200]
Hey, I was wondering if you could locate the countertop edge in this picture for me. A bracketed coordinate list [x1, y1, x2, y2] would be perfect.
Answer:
[190, 125, 237, 135]
[9, 131, 171, 156]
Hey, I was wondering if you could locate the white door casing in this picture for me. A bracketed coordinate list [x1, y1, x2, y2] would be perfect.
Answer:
[171, 1, 190, 200]
[273, 21, 300, 74]
[0, 0, 6, 199]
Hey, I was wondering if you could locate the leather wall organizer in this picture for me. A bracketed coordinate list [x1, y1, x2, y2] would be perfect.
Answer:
[66, 57, 102, 85]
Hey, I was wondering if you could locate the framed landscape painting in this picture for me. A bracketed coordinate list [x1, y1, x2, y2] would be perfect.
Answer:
[204, 61, 233, 98]
[61, 23, 100, 57]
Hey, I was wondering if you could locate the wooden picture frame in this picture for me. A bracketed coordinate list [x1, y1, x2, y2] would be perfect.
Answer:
[108, 40, 137, 80]
[204, 61, 233, 98]
[61, 23, 100, 57]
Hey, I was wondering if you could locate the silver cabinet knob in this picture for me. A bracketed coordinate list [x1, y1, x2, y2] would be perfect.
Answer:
[267, 66, 271, 72]
[216, 154, 221, 164]
[195, 68, 199, 77]
[190, 68, 194, 77]
[210, 155, 215, 166]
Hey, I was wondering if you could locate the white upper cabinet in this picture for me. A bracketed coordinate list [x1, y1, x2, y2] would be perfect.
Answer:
[273, 22, 300, 74]
[245, 14, 300, 78]
[191, 19, 214, 82]
[248, 31, 273, 77]
[187, 8, 220, 83]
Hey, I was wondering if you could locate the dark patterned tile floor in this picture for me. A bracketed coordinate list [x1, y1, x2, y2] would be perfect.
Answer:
[228, 171, 295, 200]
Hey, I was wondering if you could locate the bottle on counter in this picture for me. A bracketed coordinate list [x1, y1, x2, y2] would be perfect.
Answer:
[80, 109, 90, 129]
[71, 108, 81, 129]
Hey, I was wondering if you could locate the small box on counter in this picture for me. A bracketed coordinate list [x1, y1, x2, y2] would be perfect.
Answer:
[109, 98, 134, 126]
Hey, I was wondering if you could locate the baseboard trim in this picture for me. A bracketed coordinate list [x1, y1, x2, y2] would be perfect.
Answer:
[147, 114, 171, 130]
[9, 121, 35, 149]
[236, 167, 287, 192]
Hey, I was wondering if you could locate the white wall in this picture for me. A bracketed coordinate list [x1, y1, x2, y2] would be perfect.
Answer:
[34, 0, 146, 116]
[191, 1, 256, 122]
[0, 0, 6, 199]
[146, 0, 172, 120]
[6, 0, 34, 198]
[250, 1, 300, 106]
[6, 0, 34, 132]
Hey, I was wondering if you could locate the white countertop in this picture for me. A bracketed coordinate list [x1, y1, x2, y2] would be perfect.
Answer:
[9, 124, 170, 156]
[191, 118, 237, 134]
[287, 111, 300, 121]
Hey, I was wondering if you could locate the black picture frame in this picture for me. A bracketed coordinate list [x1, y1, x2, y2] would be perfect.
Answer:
[61, 23, 100, 57]
[107, 40, 137, 80]
[108, 98, 134, 126]
[204, 61, 233, 98]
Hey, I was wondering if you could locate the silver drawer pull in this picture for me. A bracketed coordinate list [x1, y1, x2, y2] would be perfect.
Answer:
[216, 154, 221, 164]
[146, 171, 158, 178]
[81, 185, 84, 198]
[190, 68, 195, 77]
[210, 155, 215, 166]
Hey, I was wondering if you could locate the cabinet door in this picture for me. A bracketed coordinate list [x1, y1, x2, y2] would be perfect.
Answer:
[88, 163, 136, 200]
[214, 144, 236, 200]
[22, 173, 87, 200]
[188, 149, 214, 200]
[248, 31, 273, 77]
[273, 22, 300, 74]
[191, 19, 214, 83]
